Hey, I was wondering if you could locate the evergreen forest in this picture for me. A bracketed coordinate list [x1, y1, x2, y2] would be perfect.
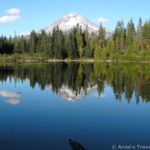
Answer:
[0, 18, 150, 61]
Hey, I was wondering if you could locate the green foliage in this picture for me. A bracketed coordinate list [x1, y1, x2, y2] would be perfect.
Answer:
[75, 24, 83, 58]
[64, 32, 74, 58]
[84, 49, 93, 58]
[83, 27, 93, 58]
[104, 37, 115, 59]
[14, 36, 27, 53]
[126, 19, 138, 51]
[29, 30, 38, 53]
[98, 24, 106, 48]
[137, 17, 144, 50]
[142, 20, 150, 49]
[51, 26, 64, 59]
[94, 24, 106, 59]
[37, 30, 49, 54]
[114, 21, 126, 51]
[94, 45, 103, 59]
[0, 36, 14, 54]
[0, 18, 150, 61]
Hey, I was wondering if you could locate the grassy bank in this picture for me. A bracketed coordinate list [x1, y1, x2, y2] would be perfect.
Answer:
[0, 51, 150, 63]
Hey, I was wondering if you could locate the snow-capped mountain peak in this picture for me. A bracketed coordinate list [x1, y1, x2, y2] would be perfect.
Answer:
[45, 12, 112, 36]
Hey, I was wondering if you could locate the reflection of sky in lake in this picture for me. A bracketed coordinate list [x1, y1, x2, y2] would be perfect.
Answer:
[0, 78, 150, 150]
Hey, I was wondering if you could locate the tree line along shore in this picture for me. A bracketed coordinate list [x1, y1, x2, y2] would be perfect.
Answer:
[0, 18, 150, 62]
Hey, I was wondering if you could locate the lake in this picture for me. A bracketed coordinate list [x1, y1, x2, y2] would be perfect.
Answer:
[0, 62, 150, 150]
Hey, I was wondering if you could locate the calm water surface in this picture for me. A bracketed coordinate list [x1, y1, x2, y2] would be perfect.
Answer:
[0, 62, 150, 150]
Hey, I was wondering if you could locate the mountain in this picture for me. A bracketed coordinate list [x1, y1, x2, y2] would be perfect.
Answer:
[44, 12, 113, 37]
[47, 85, 107, 101]
[47, 85, 97, 101]
[57, 85, 97, 101]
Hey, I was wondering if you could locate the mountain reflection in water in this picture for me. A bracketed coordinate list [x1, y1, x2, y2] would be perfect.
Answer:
[0, 62, 149, 103]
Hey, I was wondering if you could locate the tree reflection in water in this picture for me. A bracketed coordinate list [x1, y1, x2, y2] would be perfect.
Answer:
[0, 62, 149, 103]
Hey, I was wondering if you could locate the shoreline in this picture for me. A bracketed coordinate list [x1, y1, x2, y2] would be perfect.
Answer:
[0, 57, 150, 64]
[0, 54, 149, 63]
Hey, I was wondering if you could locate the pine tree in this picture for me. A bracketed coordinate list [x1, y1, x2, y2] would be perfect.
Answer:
[83, 26, 93, 57]
[137, 17, 144, 50]
[0, 36, 13, 54]
[104, 37, 115, 59]
[98, 24, 106, 48]
[14, 37, 22, 53]
[64, 33, 73, 58]
[36, 30, 49, 54]
[126, 19, 138, 51]
[29, 30, 38, 53]
[94, 44, 103, 59]
[142, 21, 150, 49]
[94, 24, 105, 59]
[46, 33, 52, 57]
[114, 21, 126, 51]
[20, 36, 27, 53]
[75, 24, 83, 58]
[51, 26, 64, 59]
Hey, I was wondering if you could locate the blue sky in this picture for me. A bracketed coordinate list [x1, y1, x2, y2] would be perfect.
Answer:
[0, 0, 150, 36]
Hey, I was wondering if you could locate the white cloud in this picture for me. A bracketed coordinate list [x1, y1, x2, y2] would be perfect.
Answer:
[5, 8, 20, 16]
[0, 15, 21, 23]
[6, 98, 21, 105]
[0, 8, 21, 24]
[0, 89, 21, 98]
[95, 17, 109, 23]
[0, 89, 22, 105]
